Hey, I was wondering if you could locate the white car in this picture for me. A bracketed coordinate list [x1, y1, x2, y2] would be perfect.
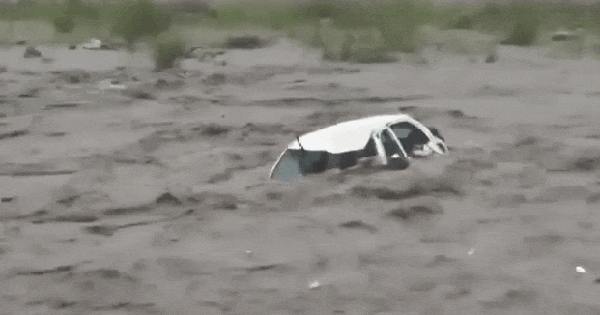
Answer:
[269, 114, 448, 181]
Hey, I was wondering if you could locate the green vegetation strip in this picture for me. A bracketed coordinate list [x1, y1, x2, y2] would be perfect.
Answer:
[2, 0, 600, 65]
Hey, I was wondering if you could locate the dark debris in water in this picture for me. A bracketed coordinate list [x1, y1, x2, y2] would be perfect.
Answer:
[122, 88, 156, 100]
[398, 106, 417, 112]
[44, 103, 81, 110]
[207, 170, 233, 184]
[94, 268, 121, 279]
[388, 204, 443, 221]
[83, 225, 118, 236]
[0, 129, 28, 140]
[266, 191, 283, 200]
[351, 186, 426, 200]
[49, 300, 78, 309]
[193, 123, 230, 136]
[103, 205, 152, 216]
[93, 302, 155, 311]
[223, 35, 265, 50]
[45, 131, 67, 137]
[156, 192, 182, 206]
[447, 109, 465, 118]
[6, 170, 77, 176]
[339, 220, 378, 233]
[514, 136, 539, 147]
[242, 122, 291, 134]
[16, 265, 75, 276]
[570, 157, 600, 172]
[54, 214, 99, 223]
[425, 254, 457, 268]
[57, 195, 80, 207]
[586, 193, 600, 204]
[246, 264, 281, 272]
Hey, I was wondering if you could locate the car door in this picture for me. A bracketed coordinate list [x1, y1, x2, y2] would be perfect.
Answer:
[372, 128, 407, 165]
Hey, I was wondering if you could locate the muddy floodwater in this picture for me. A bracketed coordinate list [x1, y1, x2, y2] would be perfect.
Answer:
[1, 39, 600, 315]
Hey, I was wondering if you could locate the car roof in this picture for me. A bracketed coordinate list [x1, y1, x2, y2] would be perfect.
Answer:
[287, 114, 422, 154]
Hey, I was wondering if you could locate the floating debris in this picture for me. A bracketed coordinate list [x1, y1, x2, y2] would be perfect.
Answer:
[308, 280, 321, 290]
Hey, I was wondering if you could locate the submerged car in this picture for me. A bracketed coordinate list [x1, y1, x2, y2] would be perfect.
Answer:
[270, 114, 448, 181]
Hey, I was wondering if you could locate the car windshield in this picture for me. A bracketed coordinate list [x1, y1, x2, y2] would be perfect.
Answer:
[270, 150, 303, 182]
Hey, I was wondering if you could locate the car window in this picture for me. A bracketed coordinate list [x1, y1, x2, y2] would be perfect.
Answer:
[390, 122, 429, 155]
[298, 150, 330, 175]
[381, 129, 402, 157]
[390, 122, 417, 138]
[394, 128, 412, 139]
